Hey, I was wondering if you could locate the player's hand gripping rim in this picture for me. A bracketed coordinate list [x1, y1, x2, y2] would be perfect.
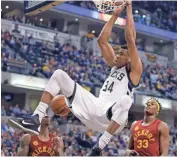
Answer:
[112, 0, 126, 16]
[125, 0, 132, 6]
[112, 0, 132, 17]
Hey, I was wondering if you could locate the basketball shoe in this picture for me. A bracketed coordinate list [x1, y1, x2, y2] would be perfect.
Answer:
[8, 114, 40, 135]
[86, 143, 102, 156]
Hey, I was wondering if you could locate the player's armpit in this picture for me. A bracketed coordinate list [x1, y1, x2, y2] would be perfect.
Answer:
[159, 122, 170, 156]
[17, 134, 31, 156]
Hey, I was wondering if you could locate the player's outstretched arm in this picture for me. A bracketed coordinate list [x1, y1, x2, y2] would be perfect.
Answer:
[125, 2, 143, 85]
[159, 122, 170, 156]
[98, 6, 125, 67]
[17, 134, 31, 156]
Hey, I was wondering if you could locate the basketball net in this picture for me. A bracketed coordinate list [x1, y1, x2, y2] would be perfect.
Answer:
[93, 0, 126, 13]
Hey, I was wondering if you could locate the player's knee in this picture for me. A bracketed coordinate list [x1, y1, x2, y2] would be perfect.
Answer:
[53, 69, 64, 76]
[120, 95, 133, 111]
[52, 69, 67, 80]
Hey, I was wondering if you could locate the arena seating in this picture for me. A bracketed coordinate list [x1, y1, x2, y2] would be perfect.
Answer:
[1, 2, 177, 156]
[68, 1, 177, 32]
[1, 31, 177, 100]
[1, 1, 177, 33]
[1, 31, 30, 75]
[1, 105, 177, 156]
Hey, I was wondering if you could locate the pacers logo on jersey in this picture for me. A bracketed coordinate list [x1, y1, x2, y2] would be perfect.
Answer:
[134, 126, 139, 131]
[33, 141, 38, 146]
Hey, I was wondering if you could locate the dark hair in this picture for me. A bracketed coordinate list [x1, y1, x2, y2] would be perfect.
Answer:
[116, 45, 128, 55]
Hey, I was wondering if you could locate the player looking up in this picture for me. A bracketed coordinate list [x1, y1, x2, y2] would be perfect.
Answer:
[125, 98, 170, 156]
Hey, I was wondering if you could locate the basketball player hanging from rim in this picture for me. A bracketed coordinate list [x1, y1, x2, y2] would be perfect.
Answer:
[9, 1, 143, 155]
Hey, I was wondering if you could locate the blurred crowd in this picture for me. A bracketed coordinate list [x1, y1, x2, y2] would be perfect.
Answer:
[2, 1, 177, 32]
[1, 105, 177, 156]
[2, 13, 55, 32]
[139, 64, 177, 100]
[1, 31, 177, 100]
[1, 104, 31, 117]
[69, 1, 177, 32]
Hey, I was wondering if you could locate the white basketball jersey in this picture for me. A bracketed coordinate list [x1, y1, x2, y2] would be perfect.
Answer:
[99, 65, 136, 103]
[68, 65, 138, 133]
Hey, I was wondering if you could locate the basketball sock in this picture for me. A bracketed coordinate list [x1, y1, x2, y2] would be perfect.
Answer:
[98, 131, 112, 149]
[47, 106, 55, 118]
[32, 102, 49, 123]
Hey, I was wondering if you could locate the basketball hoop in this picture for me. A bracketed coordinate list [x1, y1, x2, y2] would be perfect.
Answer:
[93, 0, 126, 13]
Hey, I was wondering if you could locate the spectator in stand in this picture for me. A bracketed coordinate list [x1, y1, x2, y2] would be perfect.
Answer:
[1, 31, 177, 100]
[1, 105, 177, 156]
[150, 70, 158, 86]
[69, 1, 177, 32]
[42, 63, 52, 78]
[12, 104, 21, 117]
[12, 24, 20, 34]
[84, 30, 95, 39]
[1, 105, 6, 116]
[2, 1, 177, 32]
[21, 108, 27, 115]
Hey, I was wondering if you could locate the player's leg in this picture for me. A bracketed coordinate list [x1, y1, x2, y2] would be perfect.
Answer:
[99, 95, 132, 148]
[9, 69, 75, 134]
[87, 95, 132, 156]
[33, 69, 75, 122]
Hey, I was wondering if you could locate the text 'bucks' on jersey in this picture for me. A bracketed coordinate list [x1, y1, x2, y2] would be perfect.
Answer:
[99, 65, 138, 103]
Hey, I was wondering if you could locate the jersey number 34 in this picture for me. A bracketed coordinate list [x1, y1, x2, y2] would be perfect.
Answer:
[103, 81, 114, 93]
